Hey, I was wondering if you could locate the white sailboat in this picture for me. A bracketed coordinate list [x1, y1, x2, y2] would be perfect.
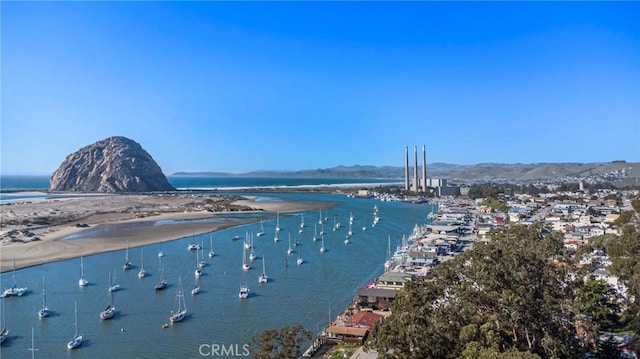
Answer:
[158, 250, 164, 258]
[362, 216, 367, 231]
[347, 221, 353, 237]
[244, 231, 252, 249]
[238, 283, 249, 299]
[100, 274, 116, 320]
[349, 212, 354, 224]
[123, 240, 132, 271]
[208, 235, 215, 258]
[242, 244, 251, 271]
[154, 256, 167, 291]
[319, 223, 325, 236]
[67, 301, 82, 350]
[38, 276, 49, 319]
[258, 255, 268, 283]
[256, 218, 265, 237]
[109, 270, 121, 292]
[344, 237, 350, 245]
[318, 210, 323, 224]
[296, 246, 304, 266]
[320, 234, 326, 253]
[78, 256, 89, 287]
[300, 214, 305, 230]
[273, 227, 280, 243]
[275, 212, 281, 232]
[188, 231, 200, 251]
[191, 277, 200, 296]
[199, 243, 206, 268]
[287, 233, 293, 256]
[169, 277, 187, 323]
[312, 223, 318, 242]
[1, 256, 27, 297]
[249, 234, 257, 261]
[138, 248, 146, 278]
[195, 249, 203, 278]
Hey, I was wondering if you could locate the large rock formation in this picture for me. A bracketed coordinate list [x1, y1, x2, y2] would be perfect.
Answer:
[49, 136, 175, 193]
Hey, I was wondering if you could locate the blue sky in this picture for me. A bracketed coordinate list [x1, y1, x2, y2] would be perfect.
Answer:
[2, 1, 639, 175]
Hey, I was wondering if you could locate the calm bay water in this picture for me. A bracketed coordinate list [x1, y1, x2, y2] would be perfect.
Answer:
[0, 177, 432, 358]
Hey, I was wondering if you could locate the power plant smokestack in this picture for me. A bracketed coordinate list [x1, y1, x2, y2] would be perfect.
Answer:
[422, 145, 427, 193]
[413, 146, 419, 192]
[404, 146, 410, 191]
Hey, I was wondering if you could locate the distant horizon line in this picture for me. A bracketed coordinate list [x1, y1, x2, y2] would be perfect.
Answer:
[2, 159, 636, 177]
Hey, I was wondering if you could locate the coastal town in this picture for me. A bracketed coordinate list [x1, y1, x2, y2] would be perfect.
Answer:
[305, 179, 639, 359]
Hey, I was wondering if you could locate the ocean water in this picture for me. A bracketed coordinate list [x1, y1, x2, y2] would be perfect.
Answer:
[0, 177, 432, 358]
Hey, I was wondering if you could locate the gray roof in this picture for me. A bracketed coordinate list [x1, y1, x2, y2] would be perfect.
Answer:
[377, 271, 412, 283]
[356, 287, 398, 298]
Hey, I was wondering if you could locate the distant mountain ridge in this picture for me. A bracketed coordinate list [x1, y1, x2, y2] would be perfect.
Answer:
[173, 161, 640, 183]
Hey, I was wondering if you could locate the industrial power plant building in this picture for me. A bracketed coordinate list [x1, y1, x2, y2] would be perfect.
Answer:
[404, 145, 460, 196]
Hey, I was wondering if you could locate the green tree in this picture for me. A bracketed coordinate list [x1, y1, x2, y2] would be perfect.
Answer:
[367, 224, 582, 358]
[574, 280, 620, 332]
[251, 325, 312, 359]
[614, 211, 633, 227]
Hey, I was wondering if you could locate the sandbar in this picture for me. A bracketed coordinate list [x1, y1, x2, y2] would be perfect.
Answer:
[0, 193, 335, 272]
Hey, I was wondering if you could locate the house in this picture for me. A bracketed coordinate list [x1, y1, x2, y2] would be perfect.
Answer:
[375, 271, 413, 290]
[355, 287, 397, 310]
[345, 311, 384, 329]
[407, 251, 436, 267]
[326, 326, 369, 344]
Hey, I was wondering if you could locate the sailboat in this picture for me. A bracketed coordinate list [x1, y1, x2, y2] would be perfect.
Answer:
[1, 256, 27, 297]
[258, 255, 268, 283]
[273, 227, 280, 243]
[362, 216, 367, 231]
[169, 277, 187, 323]
[344, 237, 350, 245]
[320, 234, 326, 253]
[319, 223, 325, 236]
[249, 234, 257, 261]
[100, 274, 116, 320]
[299, 214, 305, 233]
[109, 270, 121, 292]
[318, 210, 323, 224]
[347, 220, 353, 237]
[138, 248, 146, 278]
[195, 248, 203, 278]
[238, 283, 249, 299]
[312, 224, 318, 242]
[78, 256, 89, 287]
[349, 212, 354, 224]
[242, 244, 250, 271]
[188, 231, 200, 250]
[0, 294, 8, 345]
[67, 301, 82, 350]
[208, 235, 215, 258]
[256, 218, 265, 237]
[38, 276, 49, 319]
[287, 233, 293, 256]
[199, 243, 206, 268]
[154, 256, 167, 290]
[384, 235, 394, 272]
[243, 231, 252, 249]
[296, 246, 304, 266]
[123, 240, 132, 271]
[191, 274, 200, 295]
[275, 212, 281, 232]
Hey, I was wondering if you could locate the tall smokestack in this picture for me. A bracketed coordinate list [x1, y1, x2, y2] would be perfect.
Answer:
[422, 145, 427, 193]
[404, 146, 410, 191]
[413, 146, 419, 192]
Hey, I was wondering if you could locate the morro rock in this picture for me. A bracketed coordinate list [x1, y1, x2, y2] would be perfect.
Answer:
[49, 136, 176, 193]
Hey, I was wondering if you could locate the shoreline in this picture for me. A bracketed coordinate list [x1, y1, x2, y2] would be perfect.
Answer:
[0, 193, 335, 273]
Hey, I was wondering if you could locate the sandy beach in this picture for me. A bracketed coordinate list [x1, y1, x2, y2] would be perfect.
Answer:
[0, 193, 334, 272]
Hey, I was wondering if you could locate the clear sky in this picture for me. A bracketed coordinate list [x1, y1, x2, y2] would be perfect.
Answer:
[1, 1, 639, 175]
